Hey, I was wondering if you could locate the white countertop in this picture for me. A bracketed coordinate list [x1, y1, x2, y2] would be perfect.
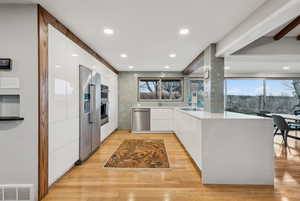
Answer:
[130, 106, 184, 109]
[177, 109, 268, 120]
[130, 105, 267, 120]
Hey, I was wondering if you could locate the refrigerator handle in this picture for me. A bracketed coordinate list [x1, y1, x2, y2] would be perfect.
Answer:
[89, 83, 96, 124]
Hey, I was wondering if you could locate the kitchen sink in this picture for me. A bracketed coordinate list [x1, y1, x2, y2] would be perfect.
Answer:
[181, 108, 203, 111]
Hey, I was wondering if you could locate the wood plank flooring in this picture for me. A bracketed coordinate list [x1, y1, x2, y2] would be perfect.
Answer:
[43, 130, 300, 201]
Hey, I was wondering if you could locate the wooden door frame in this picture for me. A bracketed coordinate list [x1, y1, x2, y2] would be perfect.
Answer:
[37, 5, 118, 200]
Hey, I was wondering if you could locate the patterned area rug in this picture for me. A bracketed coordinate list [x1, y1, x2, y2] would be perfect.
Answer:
[104, 139, 170, 168]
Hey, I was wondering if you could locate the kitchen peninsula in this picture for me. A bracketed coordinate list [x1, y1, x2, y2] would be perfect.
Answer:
[131, 107, 274, 185]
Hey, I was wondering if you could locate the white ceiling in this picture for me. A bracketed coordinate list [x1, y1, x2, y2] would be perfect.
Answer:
[225, 55, 300, 74]
[194, 55, 300, 75]
[1, 0, 268, 71]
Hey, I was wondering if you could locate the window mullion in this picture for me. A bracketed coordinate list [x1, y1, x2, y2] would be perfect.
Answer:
[159, 79, 162, 100]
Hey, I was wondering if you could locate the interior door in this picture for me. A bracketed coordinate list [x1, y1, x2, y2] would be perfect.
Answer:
[91, 72, 101, 152]
[79, 65, 92, 162]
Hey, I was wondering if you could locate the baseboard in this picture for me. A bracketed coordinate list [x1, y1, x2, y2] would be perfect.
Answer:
[131, 130, 174, 134]
[101, 128, 118, 145]
[48, 162, 75, 189]
[49, 128, 118, 191]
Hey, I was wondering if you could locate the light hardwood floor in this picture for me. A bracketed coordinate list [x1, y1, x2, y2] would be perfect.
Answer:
[43, 130, 300, 201]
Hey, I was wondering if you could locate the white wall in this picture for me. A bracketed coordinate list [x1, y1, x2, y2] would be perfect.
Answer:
[234, 37, 300, 55]
[0, 4, 38, 200]
[48, 25, 118, 186]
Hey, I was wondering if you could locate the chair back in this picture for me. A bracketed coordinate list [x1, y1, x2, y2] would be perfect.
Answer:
[294, 110, 300, 116]
[257, 110, 271, 117]
[272, 115, 288, 131]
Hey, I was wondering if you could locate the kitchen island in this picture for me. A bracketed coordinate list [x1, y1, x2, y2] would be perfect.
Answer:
[174, 109, 274, 185]
[130, 106, 274, 185]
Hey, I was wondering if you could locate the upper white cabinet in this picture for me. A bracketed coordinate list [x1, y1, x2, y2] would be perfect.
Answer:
[150, 108, 173, 132]
[48, 25, 118, 186]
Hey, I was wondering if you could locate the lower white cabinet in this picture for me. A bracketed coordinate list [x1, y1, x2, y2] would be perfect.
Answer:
[151, 119, 173, 131]
[150, 108, 173, 132]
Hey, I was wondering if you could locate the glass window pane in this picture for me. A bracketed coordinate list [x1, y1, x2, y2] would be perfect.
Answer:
[226, 80, 263, 96]
[265, 80, 299, 114]
[139, 80, 159, 100]
[161, 79, 183, 100]
[188, 80, 204, 107]
[225, 80, 263, 114]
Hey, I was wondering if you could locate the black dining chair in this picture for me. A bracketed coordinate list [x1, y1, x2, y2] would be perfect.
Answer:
[294, 110, 300, 124]
[272, 115, 300, 147]
[272, 115, 288, 146]
[294, 110, 300, 116]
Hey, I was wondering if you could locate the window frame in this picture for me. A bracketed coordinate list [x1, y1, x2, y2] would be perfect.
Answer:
[137, 77, 184, 102]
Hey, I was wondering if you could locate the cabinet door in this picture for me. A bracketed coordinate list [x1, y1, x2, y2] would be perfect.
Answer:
[151, 109, 173, 120]
[151, 119, 173, 131]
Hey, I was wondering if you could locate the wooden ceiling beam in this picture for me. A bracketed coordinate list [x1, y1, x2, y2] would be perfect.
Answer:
[273, 15, 300, 40]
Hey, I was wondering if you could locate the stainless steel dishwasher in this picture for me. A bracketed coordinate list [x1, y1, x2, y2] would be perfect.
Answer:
[132, 108, 150, 132]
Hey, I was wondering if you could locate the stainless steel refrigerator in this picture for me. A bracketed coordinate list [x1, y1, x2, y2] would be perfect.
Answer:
[77, 65, 101, 164]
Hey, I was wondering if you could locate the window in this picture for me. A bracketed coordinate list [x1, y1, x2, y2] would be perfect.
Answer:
[225, 79, 300, 114]
[139, 79, 160, 100]
[161, 79, 183, 100]
[265, 80, 299, 114]
[225, 80, 264, 114]
[188, 79, 204, 107]
[138, 78, 183, 101]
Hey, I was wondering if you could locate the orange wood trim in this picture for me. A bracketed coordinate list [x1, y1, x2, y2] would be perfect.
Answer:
[182, 51, 204, 75]
[38, 5, 49, 200]
[273, 15, 300, 40]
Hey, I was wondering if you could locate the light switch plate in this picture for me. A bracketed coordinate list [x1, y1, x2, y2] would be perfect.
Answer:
[0, 77, 20, 89]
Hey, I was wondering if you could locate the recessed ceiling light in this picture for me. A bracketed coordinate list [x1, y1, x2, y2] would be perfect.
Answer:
[224, 66, 230, 70]
[164, 66, 170, 69]
[282, 66, 290, 70]
[179, 28, 190, 35]
[128, 66, 134, 69]
[72, 53, 78, 57]
[104, 28, 114, 35]
[120, 54, 128, 58]
[169, 53, 176, 58]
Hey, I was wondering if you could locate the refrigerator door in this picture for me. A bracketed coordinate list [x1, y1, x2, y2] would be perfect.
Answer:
[79, 65, 92, 162]
[91, 72, 101, 152]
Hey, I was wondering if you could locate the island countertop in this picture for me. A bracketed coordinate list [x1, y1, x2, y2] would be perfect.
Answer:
[176, 109, 268, 120]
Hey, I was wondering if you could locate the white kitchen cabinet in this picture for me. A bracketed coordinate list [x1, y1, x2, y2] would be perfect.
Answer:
[48, 25, 118, 186]
[151, 119, 173, 131]
[151, 108, 173, 119]
[150, 108, 173, 132]
[173, 109, 274, 185]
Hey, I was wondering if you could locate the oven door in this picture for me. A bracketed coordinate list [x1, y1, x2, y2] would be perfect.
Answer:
[101, 103, 109, 125]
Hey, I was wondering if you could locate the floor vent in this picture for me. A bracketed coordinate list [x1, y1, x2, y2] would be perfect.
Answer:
[0, 185, 33, 201]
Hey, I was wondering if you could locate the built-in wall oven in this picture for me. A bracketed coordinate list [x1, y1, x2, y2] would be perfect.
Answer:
[101, 84, 109, 126]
